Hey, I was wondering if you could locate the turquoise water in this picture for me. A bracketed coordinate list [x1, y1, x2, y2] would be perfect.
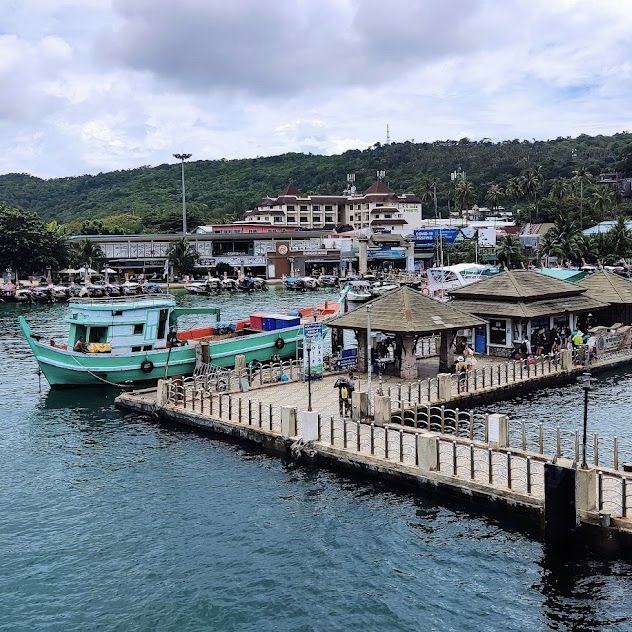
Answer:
[1, 290, 632, 631]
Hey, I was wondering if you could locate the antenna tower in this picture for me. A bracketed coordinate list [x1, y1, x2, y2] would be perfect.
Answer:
[386, 123, 390, 144]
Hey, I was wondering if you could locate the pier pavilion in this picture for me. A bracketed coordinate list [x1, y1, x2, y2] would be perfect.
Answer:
[578, 270, 632, 325]
[449, 269, 607, 356]
[327, 286, 485, 378]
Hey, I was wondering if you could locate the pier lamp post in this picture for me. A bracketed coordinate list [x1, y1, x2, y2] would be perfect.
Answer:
[306, 339, 313, 412]
[578, 371, 596, 468]
[366, 303, 373, 409]
[173, 153, 192, 235]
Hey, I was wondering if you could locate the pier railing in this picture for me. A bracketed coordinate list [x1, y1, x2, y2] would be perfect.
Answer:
[386, 403, 632, 472]
[191, 359, 305, 392]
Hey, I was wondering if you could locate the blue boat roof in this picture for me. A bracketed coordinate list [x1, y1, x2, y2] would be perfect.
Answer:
[69, 295, 177, 311]
[538, 268, 586, 282]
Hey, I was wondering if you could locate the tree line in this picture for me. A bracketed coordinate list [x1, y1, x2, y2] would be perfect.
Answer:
[1, 132, 632, 233]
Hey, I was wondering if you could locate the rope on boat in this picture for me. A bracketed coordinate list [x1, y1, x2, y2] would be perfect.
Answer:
[69, 354, 128, 388]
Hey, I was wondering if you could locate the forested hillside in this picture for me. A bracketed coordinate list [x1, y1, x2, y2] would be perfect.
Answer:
[2, 132, 632, 234]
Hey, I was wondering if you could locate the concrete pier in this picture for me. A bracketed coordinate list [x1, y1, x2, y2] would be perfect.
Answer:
[116, 370, 632, 555]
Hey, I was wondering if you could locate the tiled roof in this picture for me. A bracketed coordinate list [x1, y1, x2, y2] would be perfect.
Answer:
[363, 180, 394, 195]
[278, 183, 300, 196]
[578, 270, 632, 305]
[328, 286, 486, 334]
[449, 269, 584, 300]
[371, 218, 407, 225]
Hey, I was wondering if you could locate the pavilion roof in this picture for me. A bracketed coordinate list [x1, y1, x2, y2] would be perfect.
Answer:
[578, 270, 632, 305]
[328, 286, 486, 334]
[449, 269, 584, 301]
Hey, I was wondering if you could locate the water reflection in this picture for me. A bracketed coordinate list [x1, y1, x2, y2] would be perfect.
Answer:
[538, 549, 632, 630]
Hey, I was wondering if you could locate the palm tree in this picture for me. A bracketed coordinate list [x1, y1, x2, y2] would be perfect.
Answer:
[419, 178, 434, 219]
[548, 178, 571, 203]
[522, 167, 543, 223]
[485, 184, 504, 212]
[72, 239, 106, 270]
[591, 187, 614, 222]
[455, 179, 475, 218]
[167, 238, 200, 276]
[608, 215, 632, 261]
[505, 176, 524, 202]
[537, 214, 581, 265]
[572, 167, 593, 229]
[496, 234, 524, 269]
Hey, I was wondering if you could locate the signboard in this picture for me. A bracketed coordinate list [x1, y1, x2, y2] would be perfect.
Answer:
[338, 347, 358, 368]
[303, 322, 324, 380]
[413, 228, 461, 247]
[367, 247, 406, 260]
[213, 256, 266, 267]
[477, 227, 497, 247]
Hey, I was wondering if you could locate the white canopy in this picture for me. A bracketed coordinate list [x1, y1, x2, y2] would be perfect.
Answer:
[76, 267, 98, 274]
[59, 268, 79, 274]
[102, 267, 117, 274]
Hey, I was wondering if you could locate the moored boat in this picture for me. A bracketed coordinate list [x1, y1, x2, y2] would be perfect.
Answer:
[19, 294, 339, 388]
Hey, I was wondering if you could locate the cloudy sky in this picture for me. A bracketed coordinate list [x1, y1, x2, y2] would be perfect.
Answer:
[2, 0, 632, 178]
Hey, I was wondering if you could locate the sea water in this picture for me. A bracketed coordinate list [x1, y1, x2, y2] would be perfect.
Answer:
[1, 289, 631, 631]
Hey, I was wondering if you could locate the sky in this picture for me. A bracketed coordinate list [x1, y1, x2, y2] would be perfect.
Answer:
[2, 0, 632, 178]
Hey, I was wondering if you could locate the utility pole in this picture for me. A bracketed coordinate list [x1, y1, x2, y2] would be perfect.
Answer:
[173, 153, 192, 235]
[366, 304, 373, 412]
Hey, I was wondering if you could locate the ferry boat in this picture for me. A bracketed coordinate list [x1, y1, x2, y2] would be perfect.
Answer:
[341, 280, 372, 303]
[19, 295, 338, 388]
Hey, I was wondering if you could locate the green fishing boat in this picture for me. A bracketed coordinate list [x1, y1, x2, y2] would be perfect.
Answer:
[19, 294, 306, 388]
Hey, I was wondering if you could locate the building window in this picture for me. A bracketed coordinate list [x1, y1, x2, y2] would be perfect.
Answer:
[287, 205, 295, 211]
[300, 205, 308, 211]
[313, 215, 322, 222]
[287, 217, 296, 223]
[133, 323, 144, 335]
[325, 215, 334, 223]
[274, 216, 282, 223]
[385, 213, 392, 218]
[313, 205, 320, 211]
[325, 205, 333, 212]
[490, 319, 508, 346]
[364, 203, 369, 209]
[300, 216, 309, 223]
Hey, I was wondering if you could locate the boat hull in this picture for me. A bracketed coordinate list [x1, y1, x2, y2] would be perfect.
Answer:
[19, 316, 302, 387]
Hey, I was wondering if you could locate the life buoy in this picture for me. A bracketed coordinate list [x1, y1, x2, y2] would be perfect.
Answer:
[435, 288, 444, 297]
[421, 287, 430, 296]
[274, 337, 285, 350]
[140, 359, 154, 373]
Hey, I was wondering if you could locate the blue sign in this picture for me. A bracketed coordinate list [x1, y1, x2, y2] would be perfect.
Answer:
[413, 228, 461, 247]
[367, 247, 406, 260]
[338, 348, 358, 368]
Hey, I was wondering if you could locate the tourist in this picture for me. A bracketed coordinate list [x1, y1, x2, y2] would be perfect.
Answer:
[49, 338, 56, 347]
[455, 355, 468, 393]
[73, 337, 88, 353]
[334, 373, 354, 418]
[586, 313, 597, 330]
[572, 330, 585, 347]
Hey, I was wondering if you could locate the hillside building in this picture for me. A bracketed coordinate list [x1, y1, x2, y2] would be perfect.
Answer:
[243, 175, 423, 233]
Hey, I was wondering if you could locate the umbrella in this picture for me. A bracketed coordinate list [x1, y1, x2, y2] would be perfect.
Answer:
[60, 268, 79, 274]
[76, 267, 98, 274]
[101, 268, 117, 274]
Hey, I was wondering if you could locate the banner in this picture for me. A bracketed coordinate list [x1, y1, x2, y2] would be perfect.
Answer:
[413, 228, 461, 246]
[303, 322, 324, 379]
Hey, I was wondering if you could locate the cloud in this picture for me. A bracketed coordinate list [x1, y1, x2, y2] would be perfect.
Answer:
[1, 0, 632, 178]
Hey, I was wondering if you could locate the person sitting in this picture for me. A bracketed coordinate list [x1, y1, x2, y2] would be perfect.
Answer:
[49, 338, 56, 347]
[73, 337, 88, 353]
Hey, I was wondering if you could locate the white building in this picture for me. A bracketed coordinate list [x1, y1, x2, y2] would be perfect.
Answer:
[243, 177, 423, 232]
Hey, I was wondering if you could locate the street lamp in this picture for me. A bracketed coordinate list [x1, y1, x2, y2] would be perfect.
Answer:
[366, 303, 373, 409]
[173, 153, 192, 235]
[306, 339, 313, 411]
[577, 372, 596, 468]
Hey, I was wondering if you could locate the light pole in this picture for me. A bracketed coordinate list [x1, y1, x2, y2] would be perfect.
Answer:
[578, 372, 596, 468]
[306, 340, 313, 411]
[366, 303, 373, 409]
[173, 153, 192, 235]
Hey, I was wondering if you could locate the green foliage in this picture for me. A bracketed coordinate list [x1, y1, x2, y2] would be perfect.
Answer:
[444, 238, 476, 265]
[0, 205, 70, 275]
[496, 234, 524, 269]
[167, 238, 200, 275]
[71, 239, 106, 270]
[2, 132, 632, 233]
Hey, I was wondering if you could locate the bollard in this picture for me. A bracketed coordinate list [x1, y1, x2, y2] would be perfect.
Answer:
[526, 457, 532, 494]
[416, 432, 439, 472]
[343, 418, 348, 449]
[452, 441, 458, 476]
[370, 423, 375, 455]
[487, 414, 509, 448]
[357, 421, 361, 452]
[281, 406, 298, 437]
[330, 416, 335, 446]
[384, 427, 389, 459]
[299, 410, 319, 442]
[576, 467, 597, 514]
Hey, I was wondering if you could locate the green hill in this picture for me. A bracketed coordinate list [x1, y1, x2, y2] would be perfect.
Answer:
[1, 132, 632, 233]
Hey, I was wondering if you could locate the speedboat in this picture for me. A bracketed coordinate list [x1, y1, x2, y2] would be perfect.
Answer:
[50, 285, 69, 301]
[301, 277, 320, 290]
[185, 281, 209, 295]
[15, 288, 33, 302]
[1, 282, 16, 301]
[221, 278, 239, 291]
[342, 280, 372, 302]
[370, 281, 399, 297]
[319, 275, 339, 287]
[31, 286, 51, 302]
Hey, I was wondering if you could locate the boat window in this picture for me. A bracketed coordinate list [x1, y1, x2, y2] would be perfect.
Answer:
[133, 323, 144, 335]
[131, 346, 141, 352]
[142, 345, 152, 351]
[89, 326, 108, 343]
[157, 309, 168, 339]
